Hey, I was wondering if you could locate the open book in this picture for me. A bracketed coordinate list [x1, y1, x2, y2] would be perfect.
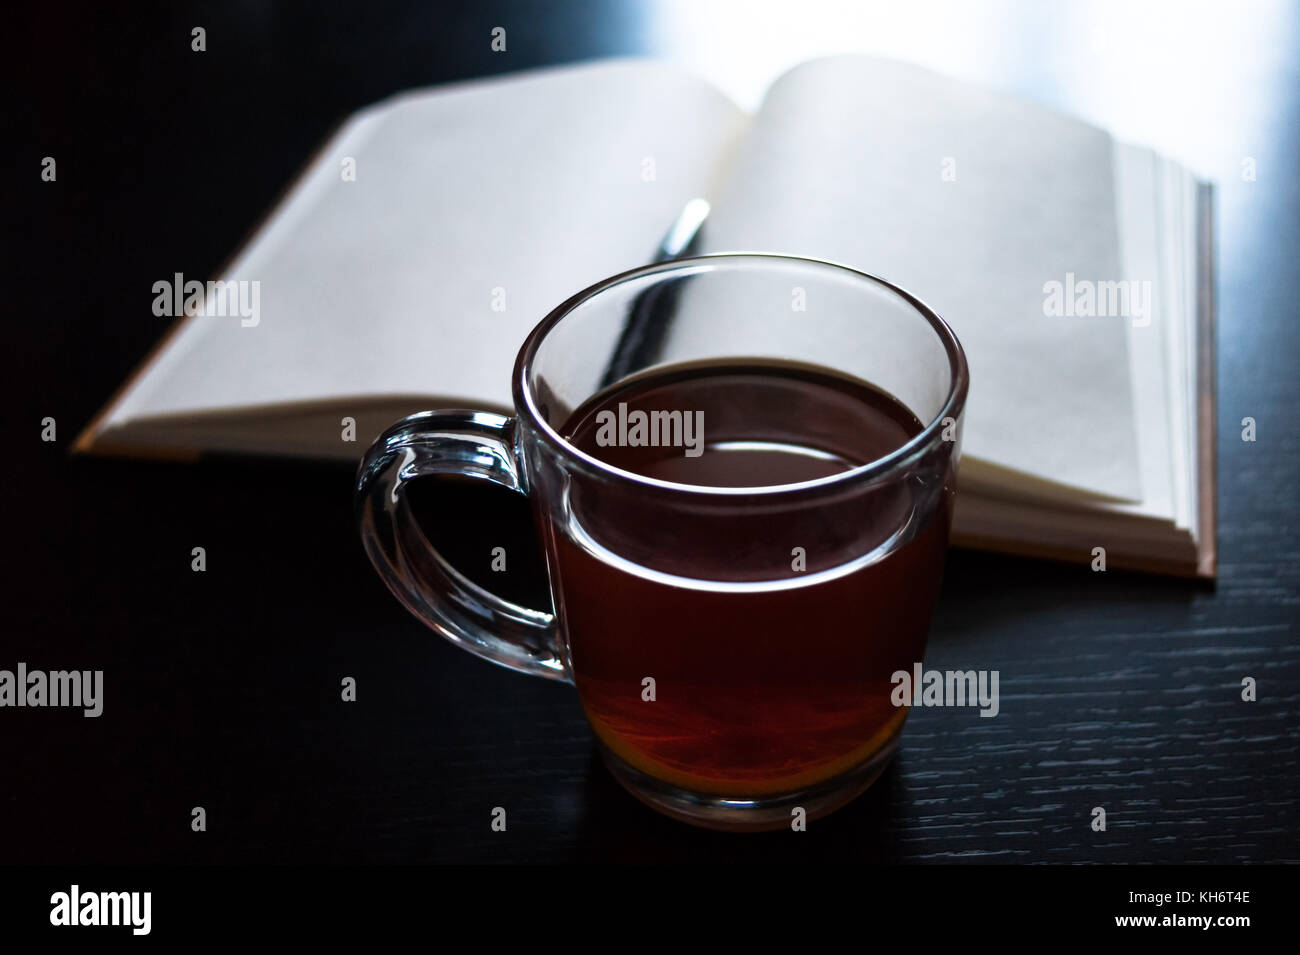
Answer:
[76, 56, 1216, 578]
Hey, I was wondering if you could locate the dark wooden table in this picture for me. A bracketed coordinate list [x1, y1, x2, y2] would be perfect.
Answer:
[6, 1, 1297, 864]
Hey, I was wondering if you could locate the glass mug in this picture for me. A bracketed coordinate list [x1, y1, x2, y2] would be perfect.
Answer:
[356, 253, 968, 830]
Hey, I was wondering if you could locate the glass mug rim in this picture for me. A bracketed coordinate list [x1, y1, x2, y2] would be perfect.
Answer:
[513, 252, 969, 497]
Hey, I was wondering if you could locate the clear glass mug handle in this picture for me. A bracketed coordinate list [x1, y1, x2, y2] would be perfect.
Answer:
[354, 410, 567, 681]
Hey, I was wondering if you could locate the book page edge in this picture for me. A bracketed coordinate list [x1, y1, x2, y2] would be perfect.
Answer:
[1195, 181, 1218, 579]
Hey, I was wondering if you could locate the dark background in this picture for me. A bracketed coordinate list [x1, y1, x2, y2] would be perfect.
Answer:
[5, 1, 1297, 863]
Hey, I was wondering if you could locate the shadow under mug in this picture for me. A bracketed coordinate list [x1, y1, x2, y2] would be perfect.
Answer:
[356, 253, 969, 831]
